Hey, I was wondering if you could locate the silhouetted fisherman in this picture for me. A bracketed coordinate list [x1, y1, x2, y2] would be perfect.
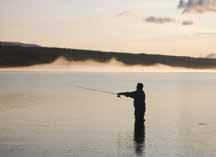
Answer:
[117, 83, 146, 125]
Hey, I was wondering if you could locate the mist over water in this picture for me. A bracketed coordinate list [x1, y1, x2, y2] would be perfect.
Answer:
[0, 72, 216, 157]
[1, 57, 216, 72]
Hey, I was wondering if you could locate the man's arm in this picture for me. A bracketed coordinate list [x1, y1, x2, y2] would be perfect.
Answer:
[117, 91, 136, 98]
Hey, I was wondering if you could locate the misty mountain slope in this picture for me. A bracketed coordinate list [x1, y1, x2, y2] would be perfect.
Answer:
[0, 46, 216, 69]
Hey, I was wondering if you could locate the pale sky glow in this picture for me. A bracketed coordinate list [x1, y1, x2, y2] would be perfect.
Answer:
[1, 0, 216, 57]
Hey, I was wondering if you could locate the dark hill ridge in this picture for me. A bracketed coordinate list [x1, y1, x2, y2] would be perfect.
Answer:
[0, 41, 41, 47]
[0, 45, 216, 69]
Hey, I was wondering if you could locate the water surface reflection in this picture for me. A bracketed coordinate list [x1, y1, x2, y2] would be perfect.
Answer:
[134, 123, 145, 156]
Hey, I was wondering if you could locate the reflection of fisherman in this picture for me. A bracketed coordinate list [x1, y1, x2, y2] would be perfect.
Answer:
[134, 123, 145, 156]
[117, 83, 146, 124]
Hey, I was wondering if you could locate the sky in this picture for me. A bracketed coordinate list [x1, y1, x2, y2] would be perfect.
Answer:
[1, 0, 216, 57]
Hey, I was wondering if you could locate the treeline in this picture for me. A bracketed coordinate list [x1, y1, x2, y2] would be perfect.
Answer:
[0, 46, 216, 69]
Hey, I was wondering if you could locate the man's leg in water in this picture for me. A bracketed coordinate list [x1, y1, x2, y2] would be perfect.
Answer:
[135, 111, 145, 127]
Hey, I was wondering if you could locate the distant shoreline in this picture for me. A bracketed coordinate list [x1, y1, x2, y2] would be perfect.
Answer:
[0, 46, 216, 70]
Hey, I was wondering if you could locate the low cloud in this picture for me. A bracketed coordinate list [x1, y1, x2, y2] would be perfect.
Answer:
[145, 16, 175, 24]
[182, 20, 194, 25]
[206, 53, 216, 58]
[115, 11, 133, 17]
[178, 0, 216, 13]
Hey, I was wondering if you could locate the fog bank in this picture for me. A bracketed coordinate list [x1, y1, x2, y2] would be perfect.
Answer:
[1, 57, 215, 72]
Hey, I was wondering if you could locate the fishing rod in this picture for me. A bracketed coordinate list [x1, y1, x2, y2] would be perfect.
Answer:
[72, 84, 116, 95]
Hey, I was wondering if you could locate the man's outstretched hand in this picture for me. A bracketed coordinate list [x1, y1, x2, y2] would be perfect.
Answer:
[117, 92, 130, 98]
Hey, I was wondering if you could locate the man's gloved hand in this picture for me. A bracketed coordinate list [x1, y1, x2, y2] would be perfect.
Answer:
[117, 93, 121, 98]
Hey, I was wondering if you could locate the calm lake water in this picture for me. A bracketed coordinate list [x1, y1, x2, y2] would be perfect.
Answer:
[0, 72, 216, 157]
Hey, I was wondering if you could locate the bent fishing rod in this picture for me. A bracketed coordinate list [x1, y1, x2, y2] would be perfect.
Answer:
[72, 84, 116, 95]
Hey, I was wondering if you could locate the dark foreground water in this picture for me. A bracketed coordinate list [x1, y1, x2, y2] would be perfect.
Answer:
[0, 72, 216, 157]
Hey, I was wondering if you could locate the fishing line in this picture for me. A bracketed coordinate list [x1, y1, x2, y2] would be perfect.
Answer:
[72, 84, 116, 95]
